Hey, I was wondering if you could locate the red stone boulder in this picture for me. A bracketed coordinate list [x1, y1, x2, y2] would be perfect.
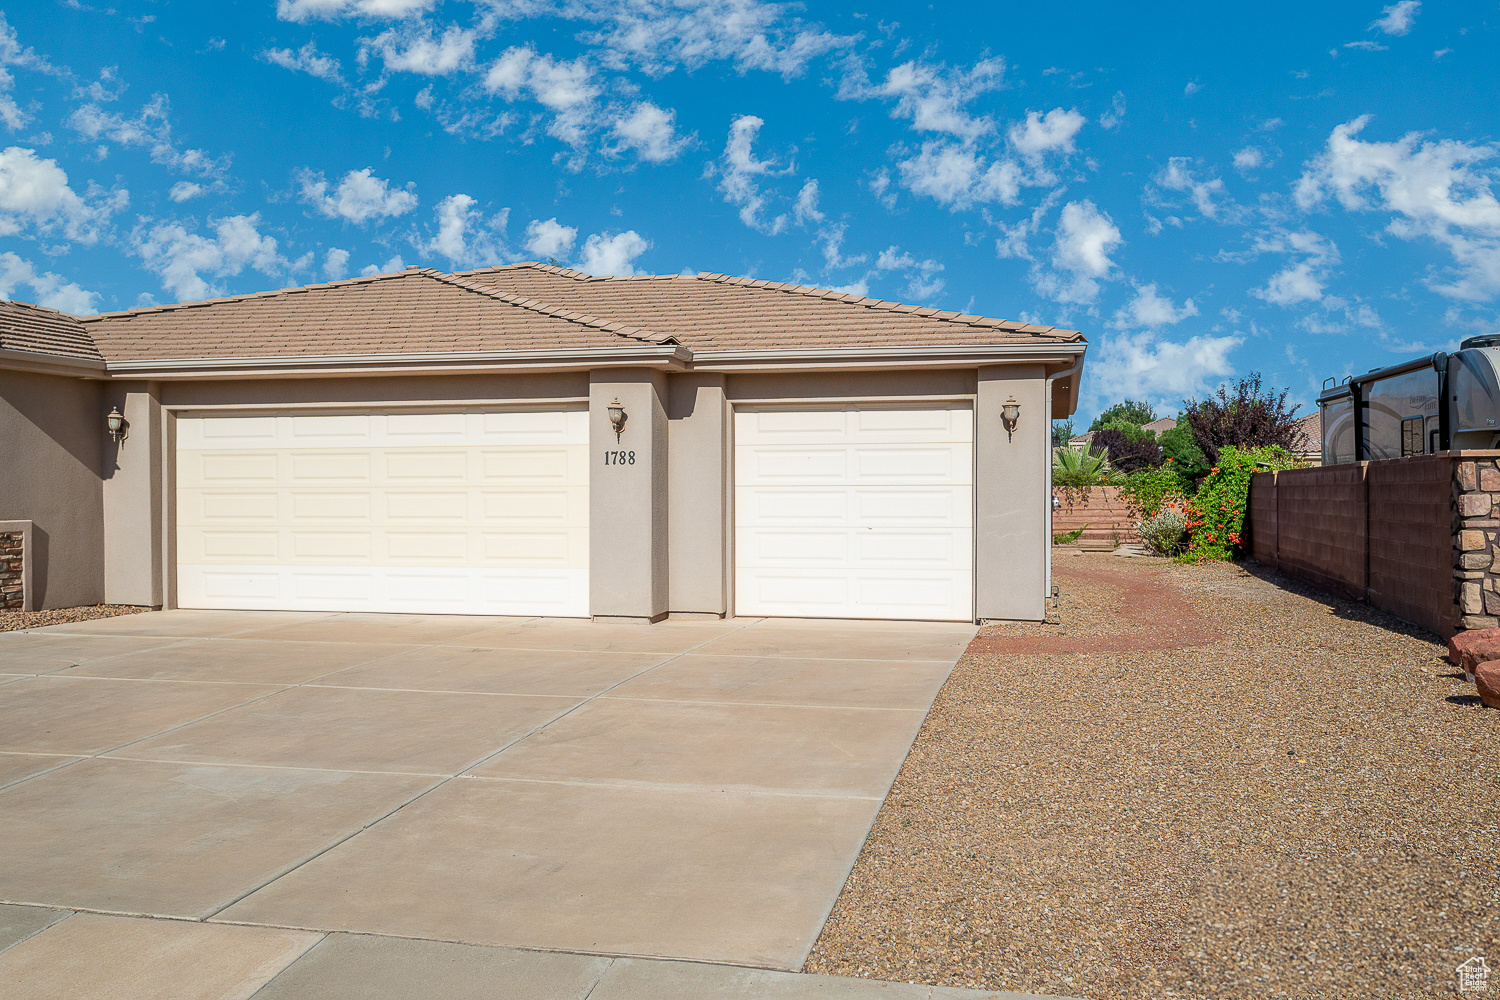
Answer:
[1449, 628, 1500, 665]
[1476, 662, 1500, 709]
[1461, 640, 1500, 676]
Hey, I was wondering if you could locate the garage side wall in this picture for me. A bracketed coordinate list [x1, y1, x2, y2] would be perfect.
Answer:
[0, 369, 105, 609]
[976, 365, 1047, 622]
[667, 373, 729, 616]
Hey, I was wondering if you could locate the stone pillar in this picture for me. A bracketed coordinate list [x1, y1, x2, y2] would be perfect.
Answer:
[667, 373, 729, 617]
[589, 369, 669, 622]
[0, 527, 22, 610]
[102, 382, 164, 607]
[975, 364, 1048, 622]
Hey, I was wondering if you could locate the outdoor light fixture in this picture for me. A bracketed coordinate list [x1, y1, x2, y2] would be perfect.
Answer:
[1001, 396, 1020, 441]
[106, 406, 128, 442]
[607, 398, 628, 442]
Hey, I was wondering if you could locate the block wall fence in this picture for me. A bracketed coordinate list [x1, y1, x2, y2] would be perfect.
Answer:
[1248, 452, 1500, 638]
[1050, 486, 1142, 545]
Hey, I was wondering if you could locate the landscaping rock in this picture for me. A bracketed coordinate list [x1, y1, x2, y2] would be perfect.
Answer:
[1448, 628, 1500, 665]
[1460, 639, 1500, 676]
[1476, 662, 1500, 709]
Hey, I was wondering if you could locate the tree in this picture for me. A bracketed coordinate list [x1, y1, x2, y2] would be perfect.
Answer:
[1094, 426, 1162, 473]
[1089, 399, 1157, 432]
[1181, 373, 1301, 464]
[1159, 420, 1209, 480]
[1051, 419, 1075, 448]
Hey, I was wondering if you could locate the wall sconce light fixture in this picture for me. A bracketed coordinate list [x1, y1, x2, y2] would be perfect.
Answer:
[607, 398, 628, 442]
[106, 405, 128, 442]
[1001, 396, 1020, 441]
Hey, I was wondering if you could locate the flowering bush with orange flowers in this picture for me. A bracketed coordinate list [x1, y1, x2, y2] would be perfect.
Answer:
[1180, 445, 1298, 562]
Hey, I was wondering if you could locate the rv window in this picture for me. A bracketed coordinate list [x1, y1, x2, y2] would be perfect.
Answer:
[1401, 416, 1423, 456]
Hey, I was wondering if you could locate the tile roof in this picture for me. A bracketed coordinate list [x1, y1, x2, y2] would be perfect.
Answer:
[4, 263, 1083, 368]
[0, 299, 103, 361]
[454, 264, 1083, 351]
[80, 268, 674, 363]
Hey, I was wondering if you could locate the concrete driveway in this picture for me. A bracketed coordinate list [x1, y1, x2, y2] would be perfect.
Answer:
[0, 610, 1005, 996]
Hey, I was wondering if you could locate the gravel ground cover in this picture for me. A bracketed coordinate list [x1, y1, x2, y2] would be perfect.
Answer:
[0, 604, 152, 633]
[805, 553, 1497, 1000]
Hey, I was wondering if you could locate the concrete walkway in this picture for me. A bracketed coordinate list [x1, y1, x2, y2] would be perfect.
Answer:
[0, 611, 1068, 998]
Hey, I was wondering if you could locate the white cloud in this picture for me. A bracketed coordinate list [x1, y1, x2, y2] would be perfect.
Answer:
[1295, 116, 1500, 300]
[574, 0, 855, 79]
[896, 141, 1022, 210]
[1242, 229, 1341, 306]
[578, 229, 649, 276]
[324, 247, 350, 280]
[1156, 157, 1230, 219]
[1184, 80, 1202, 96]
[298, 166, 418, 224]
[1089, 331, 1242, 408]
[1007, 108, 1085, 160]
[0, 12, 59, 131]
[1032, 199, 1122, 304]
[67, 95, 230, 179]
[168, 181, 204, 202]
[872, 245, 945, 301]
[608, 102, 689, 163]
[360, 254, 405, 276]
[260, 41, 346, 84]
[524, 217, 578, 259]
[419, 193, 509, 266]
[1111, 282, 1198, 329]
[1233, 147, 1264, 172]
[1370, 0, 1420, 35]
[1343, 40, 1388, 52]
[0, 146, 124, 244]
[868, 57, 1005, 142]
[0, 251, 98, 313]
[792, 178, 823, 226]
[276, 0, 434, 22]
[132, 213, 288, 302]
[1098, 91, 1126, 131]
[484, 45, 598, 111]
[364, 24, 477, 76]
[713, 114, 792, 234]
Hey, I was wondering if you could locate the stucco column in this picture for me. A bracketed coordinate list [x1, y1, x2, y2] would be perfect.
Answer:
[102, 381, 164, 607]
[589, 368, 669, 621]
[667, 373, 730, 616]
[975, 364, 1048, 621]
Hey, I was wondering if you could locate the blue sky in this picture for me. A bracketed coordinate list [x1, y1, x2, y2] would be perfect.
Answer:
[1, 0, 1497, 422]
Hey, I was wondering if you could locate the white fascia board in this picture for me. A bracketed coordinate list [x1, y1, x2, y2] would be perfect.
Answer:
[103, 345, 693, 379]
[689, 342, 1087, 371]
[0, 348, 108, 378]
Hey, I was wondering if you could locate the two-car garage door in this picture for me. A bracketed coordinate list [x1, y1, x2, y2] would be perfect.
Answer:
[176, 408, 589, 616]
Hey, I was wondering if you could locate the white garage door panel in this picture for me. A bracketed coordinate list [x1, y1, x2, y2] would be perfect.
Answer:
[177, 409, 588, 616]
[735, 404, 973, 622]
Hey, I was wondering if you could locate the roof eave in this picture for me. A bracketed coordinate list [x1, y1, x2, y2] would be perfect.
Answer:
[0, 347, 109, 378]
[101, 345, 693, 380]
[687, 342, 1087, 372]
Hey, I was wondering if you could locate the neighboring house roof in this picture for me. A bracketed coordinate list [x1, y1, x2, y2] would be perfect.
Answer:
[1143, 416, 1177, 436]
[1290, 411, 1321, 454]
[0, 299, 104, 362]
[456, 264, 1083, 352]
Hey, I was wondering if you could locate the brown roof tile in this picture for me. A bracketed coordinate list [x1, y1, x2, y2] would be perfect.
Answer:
[0, 299, 102, 361]
[452, 264, 1083, 351]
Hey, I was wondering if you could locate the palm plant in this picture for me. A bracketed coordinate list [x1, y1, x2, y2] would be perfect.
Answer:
[1052, 446, 1112, 488]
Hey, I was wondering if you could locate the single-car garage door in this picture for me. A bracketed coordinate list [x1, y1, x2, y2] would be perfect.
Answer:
[734, 403, 973, 621]
[176, 408, 588, 616]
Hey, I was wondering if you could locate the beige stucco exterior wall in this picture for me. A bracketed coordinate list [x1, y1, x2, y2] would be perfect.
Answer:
[589, 369, 669, 621]
[667, 373, 729, 616]
[975, 364, 1048, 621]
[102, 381, 163, 606]
[0, 369, 105, 609]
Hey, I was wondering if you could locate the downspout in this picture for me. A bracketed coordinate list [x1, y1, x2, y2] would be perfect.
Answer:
[1044, 353, 1085, 603]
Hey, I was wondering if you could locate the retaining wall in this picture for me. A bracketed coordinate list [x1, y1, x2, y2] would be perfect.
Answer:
[1051, 486, 1141, 544]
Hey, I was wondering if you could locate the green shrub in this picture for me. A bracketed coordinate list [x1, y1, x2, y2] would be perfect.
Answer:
[1117, 465, 1187, 518]
[1052, 446, 1113, 489]
[1159, 422, 1209, 484]
[1180, 444, 1297, 562]
[1052, 526, 1086, 545]
[1138, 508, 1188, 556]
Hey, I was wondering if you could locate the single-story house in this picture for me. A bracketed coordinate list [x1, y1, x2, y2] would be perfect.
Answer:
[0, 264, 1086, 623]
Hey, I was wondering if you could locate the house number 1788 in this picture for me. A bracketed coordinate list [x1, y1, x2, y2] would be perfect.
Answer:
[603, 450, 636, 465]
